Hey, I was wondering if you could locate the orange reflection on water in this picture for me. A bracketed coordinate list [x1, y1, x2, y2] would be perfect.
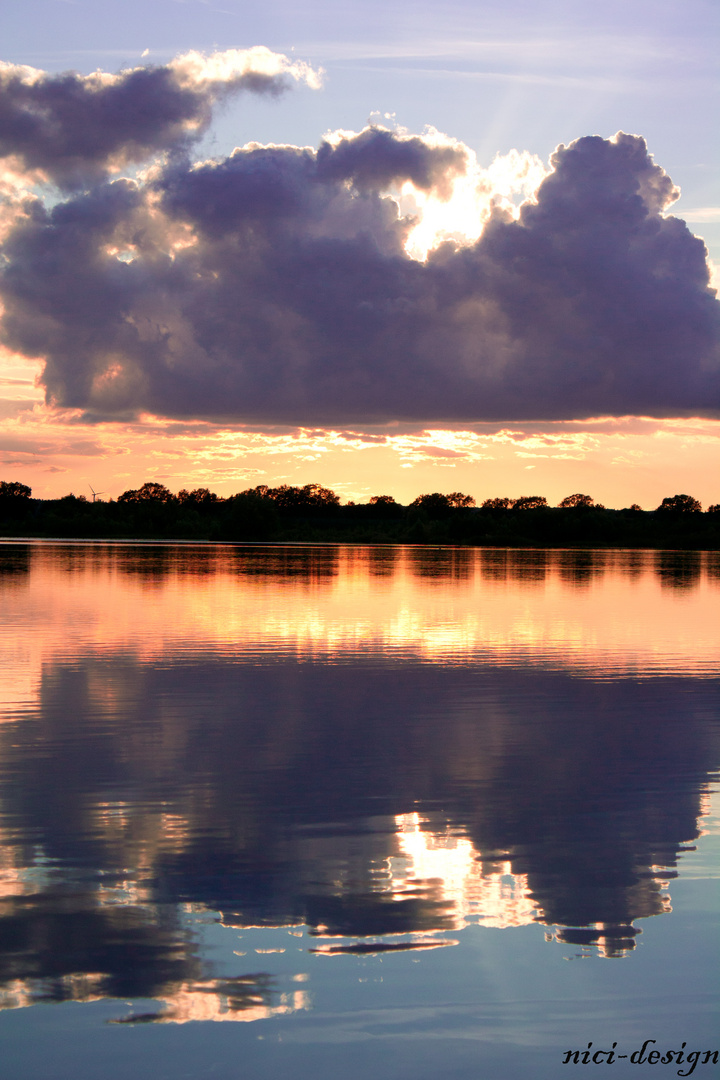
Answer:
[1, 545, 719, 694]
[112, 981, 311, 1025]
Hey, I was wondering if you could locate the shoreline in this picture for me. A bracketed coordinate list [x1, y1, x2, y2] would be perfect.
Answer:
[1, 535, 719, 552]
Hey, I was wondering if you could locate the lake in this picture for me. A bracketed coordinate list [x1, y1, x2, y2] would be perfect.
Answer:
[0, 542, 718, 1080]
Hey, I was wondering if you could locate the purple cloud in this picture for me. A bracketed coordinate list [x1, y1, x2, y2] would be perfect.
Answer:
[0, 49, 320, 190]
[315, 126, 468, 196]
[0, 129, 717, 423]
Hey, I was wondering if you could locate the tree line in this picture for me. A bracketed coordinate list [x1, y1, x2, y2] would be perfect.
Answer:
[1, 480, 719, 547]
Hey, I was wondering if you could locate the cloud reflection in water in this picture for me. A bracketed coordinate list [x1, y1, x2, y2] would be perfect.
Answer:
[0, 543, 718, 1021]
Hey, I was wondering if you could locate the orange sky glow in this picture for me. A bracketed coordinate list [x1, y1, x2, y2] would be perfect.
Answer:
[2, 353, 719, 508]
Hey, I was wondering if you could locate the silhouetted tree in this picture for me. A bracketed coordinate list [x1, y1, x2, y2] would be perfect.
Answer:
[410, 492, 474, 518]
[0, 480, 31, 499]
[558, 493, 594, 508]
[656, 494, 702, 513]
[367, 495, 402, 518]
[268, 483, 340, 510]
[513, 495, 548, 510]
[446, 492, 476, 508]
[223, 491, 279, 540]
[118, 482, 176, 503]
[481, 497, 513, 510]
[177, 487, 220, 505]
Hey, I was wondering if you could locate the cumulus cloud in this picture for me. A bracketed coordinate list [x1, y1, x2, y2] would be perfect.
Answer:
[0, 48, 320, 190]
[316, 126, 468, 197]
[0, 122, 718, 424]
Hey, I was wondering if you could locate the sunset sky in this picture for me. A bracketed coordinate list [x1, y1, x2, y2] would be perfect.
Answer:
[1, 0, 718, 508]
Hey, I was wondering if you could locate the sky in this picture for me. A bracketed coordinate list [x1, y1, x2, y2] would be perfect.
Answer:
[0, 0, 718, 508]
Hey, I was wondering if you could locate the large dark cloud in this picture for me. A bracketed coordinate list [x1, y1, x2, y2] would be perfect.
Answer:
[0, 127, 718, 423]
[0, 49, 318, 190]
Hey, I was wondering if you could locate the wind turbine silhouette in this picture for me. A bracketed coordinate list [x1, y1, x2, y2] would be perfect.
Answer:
[89, 484, 106, 503]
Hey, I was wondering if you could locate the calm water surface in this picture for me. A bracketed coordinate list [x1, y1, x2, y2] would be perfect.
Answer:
[0, 543, 718, 1079]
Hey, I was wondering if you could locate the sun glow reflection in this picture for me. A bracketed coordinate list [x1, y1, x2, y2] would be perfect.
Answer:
[117, 983, 311, 1025]
[389, 813, 539, 929]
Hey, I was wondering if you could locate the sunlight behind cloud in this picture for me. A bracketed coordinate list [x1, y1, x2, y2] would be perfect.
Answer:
[401, 139, 547, 260]
[169, 46, 323, 92]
